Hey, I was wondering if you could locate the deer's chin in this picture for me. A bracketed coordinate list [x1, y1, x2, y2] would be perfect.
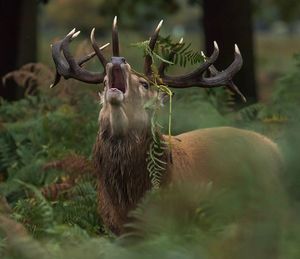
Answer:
[107, 88, 124, 106]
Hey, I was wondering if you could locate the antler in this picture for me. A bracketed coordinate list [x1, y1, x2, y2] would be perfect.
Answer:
[112, 16, 120, 56]
[50, 28, 109, 88]
[200, 51, 246, 102]
[144, 20, 163, 77]
[145, 21, 245, 101]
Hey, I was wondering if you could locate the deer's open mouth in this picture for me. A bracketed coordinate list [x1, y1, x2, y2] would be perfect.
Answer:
[108, 64, 127, 94]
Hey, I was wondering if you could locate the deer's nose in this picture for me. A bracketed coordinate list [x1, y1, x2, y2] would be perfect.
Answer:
[111, 57, 126, 65]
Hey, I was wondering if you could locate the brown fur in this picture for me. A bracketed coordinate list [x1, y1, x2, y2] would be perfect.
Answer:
[93, 117, 170, 234]
[93, 123, 283, 235]
[90, 62, 283, 236]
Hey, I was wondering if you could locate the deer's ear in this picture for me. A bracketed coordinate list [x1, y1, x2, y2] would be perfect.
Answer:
[98, 92, 104, 104]
[158, 92, 170, 107]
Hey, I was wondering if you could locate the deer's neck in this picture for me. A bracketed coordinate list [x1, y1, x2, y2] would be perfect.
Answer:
[93, 119, 155, 209]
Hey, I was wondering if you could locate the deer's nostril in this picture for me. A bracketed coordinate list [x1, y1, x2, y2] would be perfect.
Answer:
[111, 56, 126, 65]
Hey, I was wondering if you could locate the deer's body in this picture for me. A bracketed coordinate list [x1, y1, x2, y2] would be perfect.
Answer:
[170, 127, 281, 183]
[51, 18, 284, 244]
[93, 126, 282, 234]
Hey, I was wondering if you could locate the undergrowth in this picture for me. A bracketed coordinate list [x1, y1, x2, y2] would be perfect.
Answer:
[0, 51, 299, 258]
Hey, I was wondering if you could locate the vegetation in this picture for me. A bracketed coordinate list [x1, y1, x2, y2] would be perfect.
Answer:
[1, 0, 300, 257]
[0, 41, 300, 257]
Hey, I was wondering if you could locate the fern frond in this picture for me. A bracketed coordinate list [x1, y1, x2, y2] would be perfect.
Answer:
[54, 180, 102, 235]
[238, 103, 265, 122]
[147, 112, 168, 190]
[132, 36, 204, 69]
[0, 132, 19, 171]
[13, 180, 54, 236]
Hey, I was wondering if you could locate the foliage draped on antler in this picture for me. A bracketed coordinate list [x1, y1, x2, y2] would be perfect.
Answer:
[50, 18, 245, 102]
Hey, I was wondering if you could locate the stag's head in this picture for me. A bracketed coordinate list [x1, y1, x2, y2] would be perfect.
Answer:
[51, 17, 245, 137]
[99, 54, 158, 136]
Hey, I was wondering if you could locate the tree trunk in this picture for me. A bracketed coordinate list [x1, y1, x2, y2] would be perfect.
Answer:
[0, 0, 37, 101]
[203, 0, 257, 106]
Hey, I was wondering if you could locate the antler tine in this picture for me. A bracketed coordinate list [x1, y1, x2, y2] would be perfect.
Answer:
[50, 72, 61, 89]
[50, 29, 105, 88]
[78, 43, 110, 67]
[112, 16, 120, 56]
[90, 28, 108, 67]
[201, 47, 246, 102]
[160, 41, 219, 81]
[61, 30, 83, 69]
[160, 42, 244, 100]
[158, 37, 183, 75]
[228, 82, 247, 103]
[198, 44, 243, 85]
[144, 20, 163, 77]
[51, 29, 77, 80]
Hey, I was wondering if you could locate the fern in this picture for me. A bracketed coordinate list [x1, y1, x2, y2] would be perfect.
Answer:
[143, 83, 172, 190]
[124, 182, 222, 241]
[237, 103, 265, 122]
[13, 180, 54, 237]
[0, 237, 6, 258]
[132, 35, 204, 69]
[0, 132, 19, 172]
[158, 36, 204, 66]
[146, 113, 168, 190]
[53, 180, 102, 235]
[0, 95, 61, 123]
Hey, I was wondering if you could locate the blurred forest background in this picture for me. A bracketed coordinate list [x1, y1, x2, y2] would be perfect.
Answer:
[0, 0, 300, 258]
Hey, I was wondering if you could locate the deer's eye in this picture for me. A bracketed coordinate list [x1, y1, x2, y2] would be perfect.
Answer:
[140, 81, 149, 89]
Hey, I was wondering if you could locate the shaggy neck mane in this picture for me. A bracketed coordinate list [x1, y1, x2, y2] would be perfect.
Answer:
[93, 117, 156, 209]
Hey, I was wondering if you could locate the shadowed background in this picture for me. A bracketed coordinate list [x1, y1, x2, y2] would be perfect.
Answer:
[0, 1, 300, 258]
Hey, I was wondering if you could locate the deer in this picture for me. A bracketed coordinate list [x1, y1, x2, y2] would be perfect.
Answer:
[50, 17, 283, 236]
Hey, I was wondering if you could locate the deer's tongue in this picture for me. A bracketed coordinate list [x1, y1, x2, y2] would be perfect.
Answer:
[111, 65, 126, 93]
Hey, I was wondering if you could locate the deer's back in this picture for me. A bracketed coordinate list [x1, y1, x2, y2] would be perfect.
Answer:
[168, 127, 282, 189]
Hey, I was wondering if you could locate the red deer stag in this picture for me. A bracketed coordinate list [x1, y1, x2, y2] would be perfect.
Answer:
[50, 17, 283, 235]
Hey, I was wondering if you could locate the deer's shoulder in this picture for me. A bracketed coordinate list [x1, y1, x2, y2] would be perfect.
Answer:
[164, 127, 282, 182]
[170, 126, 277, 149]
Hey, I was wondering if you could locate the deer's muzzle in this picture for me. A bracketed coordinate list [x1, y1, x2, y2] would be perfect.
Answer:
[108, 57, 127, 94]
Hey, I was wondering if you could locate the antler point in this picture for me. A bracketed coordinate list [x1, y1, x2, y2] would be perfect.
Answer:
[67, 28, 76, 37]
[155, 20, 164, 32]
[235, 44, 241, 54]
[72, 31, 80, 39]
[100, 43, 110, 50]
[90, 28, 96, 42]
[213, 41, 219, 50]
[113, 16, 118, 26]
